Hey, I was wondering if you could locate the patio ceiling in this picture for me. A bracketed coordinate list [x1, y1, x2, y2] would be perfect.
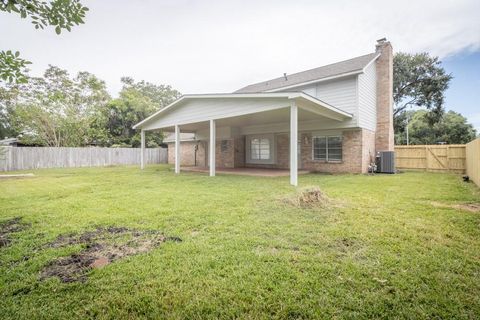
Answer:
[160, 106, 343, 133]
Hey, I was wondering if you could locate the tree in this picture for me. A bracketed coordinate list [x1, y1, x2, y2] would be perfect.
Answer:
[0, 0, 88, 83]
[393, 52, 452, 136]
[0, 82, 21, 138]
[396, 109, 477, 145]
[8, 65, 110, 146]
[91, 78, 181, 147]
[120, 77, 181, 109]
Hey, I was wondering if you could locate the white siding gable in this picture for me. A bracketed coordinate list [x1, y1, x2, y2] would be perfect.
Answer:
[293, 76, 358, 127]
[357, 62, 377, 131]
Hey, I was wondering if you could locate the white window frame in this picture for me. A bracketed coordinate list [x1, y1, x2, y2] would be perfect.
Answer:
[246, 134, 276, 164]
[312, 135, 343, 162]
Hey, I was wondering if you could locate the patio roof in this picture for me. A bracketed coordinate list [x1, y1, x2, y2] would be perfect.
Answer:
[133, 92, 352, 131]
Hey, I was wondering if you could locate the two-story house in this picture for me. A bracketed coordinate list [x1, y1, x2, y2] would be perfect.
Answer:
[134, 39, 394, 185]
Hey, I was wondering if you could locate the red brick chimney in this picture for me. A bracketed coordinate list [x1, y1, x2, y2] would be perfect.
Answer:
[375, 38, 394, 152]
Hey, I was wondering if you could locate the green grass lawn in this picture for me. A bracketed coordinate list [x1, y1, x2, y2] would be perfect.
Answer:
[1, 165, 479, 319]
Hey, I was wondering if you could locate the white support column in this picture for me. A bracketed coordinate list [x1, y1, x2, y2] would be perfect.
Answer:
[175, 125, 180, 174]
[290, 102, 298, 186]
[140, 129, 145, 170]
[209, 119, 216, 177]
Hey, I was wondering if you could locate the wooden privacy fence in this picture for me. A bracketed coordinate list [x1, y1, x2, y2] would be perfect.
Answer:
[0, 147, 168, 171]
[395, 144, 466, 173]
[466, 138, 480, 187]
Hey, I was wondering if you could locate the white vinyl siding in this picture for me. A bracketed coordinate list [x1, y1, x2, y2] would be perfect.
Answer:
[301, 86, 316, 96]
[296, 76, 358, 126]
[358, 62, 377, 131]
[312, 135, 343, 162]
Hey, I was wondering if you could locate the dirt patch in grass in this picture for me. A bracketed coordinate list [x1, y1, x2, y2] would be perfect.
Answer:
[328, 237, 367, 260]
[41, 227, 181, 283]
[0, 217, 28, 248]
[431, 201, 480, 213]
[281, 186, 330, 208]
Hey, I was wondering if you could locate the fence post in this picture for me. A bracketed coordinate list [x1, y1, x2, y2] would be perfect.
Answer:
[7, 146, 13, 171]
[425, 146, 429, 171]
[446, 145, 450, 172]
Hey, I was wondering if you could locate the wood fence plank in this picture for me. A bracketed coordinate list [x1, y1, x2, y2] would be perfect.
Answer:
[466, 138, 480, 187]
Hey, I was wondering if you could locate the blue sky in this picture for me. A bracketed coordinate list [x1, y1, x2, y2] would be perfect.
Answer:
[443, 52, 480, 131]
[1, 0, 479, 130]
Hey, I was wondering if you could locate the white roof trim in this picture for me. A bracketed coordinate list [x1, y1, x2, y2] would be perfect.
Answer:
[133, 92, 352, 130]
[265, 54, 381, 93]
[361, 53, 381, 72]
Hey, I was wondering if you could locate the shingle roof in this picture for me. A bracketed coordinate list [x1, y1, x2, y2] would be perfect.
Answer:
[235, 52, 378, 93]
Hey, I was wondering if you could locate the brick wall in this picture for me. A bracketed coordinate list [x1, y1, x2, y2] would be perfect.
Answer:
[169, 129, 374, 173]
[234, 136, 245, 168]
[361, 129, 376, 172]
[168, 138, 238, 168]
[276, 134, 290, 169]
[197, 141, 207, 167]
[245, 131, 370, 173]
[375, 40, 394, 152]
[216, 139, 234, 168]
[244, 134, 290, 169]
[301, 131, 364, 173]
[167, 141, 206, 167]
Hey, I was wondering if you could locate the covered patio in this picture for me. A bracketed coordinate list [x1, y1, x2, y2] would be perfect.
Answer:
[133, 93, 352, 186]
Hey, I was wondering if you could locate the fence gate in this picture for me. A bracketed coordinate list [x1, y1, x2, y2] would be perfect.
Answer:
[395, 145, 466, 173]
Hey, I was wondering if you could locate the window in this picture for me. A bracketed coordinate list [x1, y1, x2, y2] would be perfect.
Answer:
[313, 136, 342, 162]
[246, 134, 275, 164]
[251, 138, 270, 160]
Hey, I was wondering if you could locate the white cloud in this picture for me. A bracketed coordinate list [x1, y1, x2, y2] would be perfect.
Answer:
[1, 0, 479, 95]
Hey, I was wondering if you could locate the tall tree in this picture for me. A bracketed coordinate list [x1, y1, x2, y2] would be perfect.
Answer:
[120, 77, 181, 109]
[393, 52, 452, 136]
[0, 0, 88, 83]
[396, 109, 477, 145]
[8, 65, 110, 146]
[91, 78, 181, 147]
[0, 82, 21, 138]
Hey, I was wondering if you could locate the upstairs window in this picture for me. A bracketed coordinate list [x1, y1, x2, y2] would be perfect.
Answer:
[313, 136, 342, 162]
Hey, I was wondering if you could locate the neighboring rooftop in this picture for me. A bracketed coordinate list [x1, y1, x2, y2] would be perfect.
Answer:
[0, 137, 19, 146]
[235, 52, 378, 93]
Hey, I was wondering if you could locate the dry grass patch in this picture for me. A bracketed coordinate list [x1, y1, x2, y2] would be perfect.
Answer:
[431, 201, 480, 213]
[281, 186, 330, 208]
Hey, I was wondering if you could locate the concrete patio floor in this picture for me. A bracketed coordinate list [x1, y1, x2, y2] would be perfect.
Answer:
[180, 167, 310, 177]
